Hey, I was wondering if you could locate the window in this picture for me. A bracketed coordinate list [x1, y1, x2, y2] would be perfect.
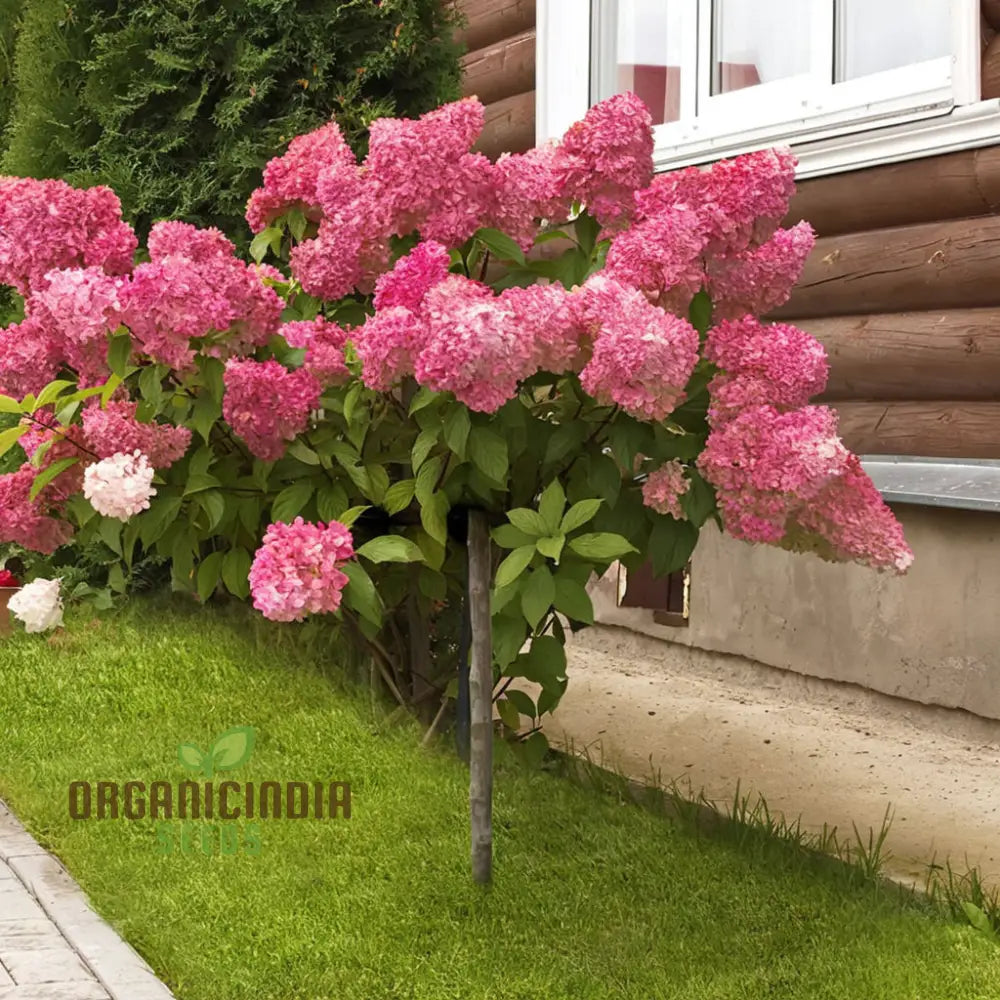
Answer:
[537, 0, 986, 178]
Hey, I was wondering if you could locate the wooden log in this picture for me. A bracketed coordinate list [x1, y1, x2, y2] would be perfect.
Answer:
[983, 10, 996, 51]
[802, 310, 1000, 401]
[834, 401, 1000, 458]
[466, 508, 493, 885]
[984, 0, 1000, 31]
[455, 0, 536, 52]
[771, 215, 1000, 320]
[461, 28, 535, 105]
[476, 90, 535, 159]
[984, 33, 1000, 99]
[785, 146, 1000, 237]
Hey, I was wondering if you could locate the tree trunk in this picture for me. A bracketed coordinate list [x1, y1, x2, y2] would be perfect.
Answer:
[466, 508, 493, 885]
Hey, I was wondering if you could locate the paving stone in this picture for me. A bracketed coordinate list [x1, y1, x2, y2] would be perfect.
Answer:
[0, 809, 47, 864]
[0, 923, 64, 952]
[0, 946, 94, 986]
[0, 983, 110, 999]
[0, 963, 11, 988]
[0, 864, 15, 882]
[0, 888, 45, 923]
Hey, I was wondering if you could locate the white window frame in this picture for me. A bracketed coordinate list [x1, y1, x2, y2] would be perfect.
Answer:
[537, 0, 992, 179]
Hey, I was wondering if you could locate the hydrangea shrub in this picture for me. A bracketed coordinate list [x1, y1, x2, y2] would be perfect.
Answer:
[0, 93, 913, 731]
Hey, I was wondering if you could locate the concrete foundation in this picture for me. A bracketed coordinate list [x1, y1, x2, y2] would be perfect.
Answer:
[591, 504, 1000, 721]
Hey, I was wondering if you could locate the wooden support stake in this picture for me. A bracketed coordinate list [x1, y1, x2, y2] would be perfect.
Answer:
[467, 508, 493, 885]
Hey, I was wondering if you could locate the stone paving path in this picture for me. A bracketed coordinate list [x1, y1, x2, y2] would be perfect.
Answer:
[0, 801, 174, 1000]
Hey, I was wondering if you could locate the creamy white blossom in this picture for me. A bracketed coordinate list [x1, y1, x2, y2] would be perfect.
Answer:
[83, 450, 156, 521]
[8, 578, 63, 633]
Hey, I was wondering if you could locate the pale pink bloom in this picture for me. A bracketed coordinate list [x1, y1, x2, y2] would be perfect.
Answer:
[83, 450, 156, 521]
[579, 276, 699, 422]
[280, 316, 351, 387]
[0, 467, 74, 554]
[249, 517, 355, 622]
[222, 359, 322, 461]
[415, 276, 531, 413]
[0, 315, 62, 398]
[8, 578, 63, 633]
[641, 461, 690, 520]
[499, 283, 589, 374]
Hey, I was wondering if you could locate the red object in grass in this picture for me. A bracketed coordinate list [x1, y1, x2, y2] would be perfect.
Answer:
[0, 570, 20, 588]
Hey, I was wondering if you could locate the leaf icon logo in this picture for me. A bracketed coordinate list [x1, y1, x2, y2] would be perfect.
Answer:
[177, 726, 255, 779]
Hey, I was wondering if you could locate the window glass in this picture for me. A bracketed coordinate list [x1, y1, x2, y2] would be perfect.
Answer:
[839, 0, 950, 80]
[713, 0, 815, 95]
[615, 0, 687, 124]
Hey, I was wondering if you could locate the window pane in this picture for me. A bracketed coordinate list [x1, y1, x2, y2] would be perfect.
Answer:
[839, 0, 950, 81]
[615, 0, 688, 125]
[713, 0, 814, 95]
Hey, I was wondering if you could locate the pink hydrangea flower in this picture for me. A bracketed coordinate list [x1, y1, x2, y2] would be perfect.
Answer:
[490, 144, 569, 250]
[551, 92, 654, 228]
[81, 400, 191, 469]
[373, 241, 451, 313]
[245, 122, 357, 232]
[499, 283, 588, 374]
[415, 276, 531, 413]
[0, 467, 74, 554]
[0, 178, 136, 294]
[0, 315, 62, 398]
[83, 450, 156, 521]
[18, 416, 88, 504]
[222, 359, 322, 461]
[705, 317, 828, 424]
[641, 461, 690, 520]
[579, 276, 700, 421]
[353, 306, 426, 392]
[280, 316, 351, 387]
[707, 222, 815, 319]
[249, 516, 355, 621]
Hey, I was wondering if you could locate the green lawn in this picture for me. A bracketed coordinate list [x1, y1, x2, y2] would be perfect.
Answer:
[0, 597, 997, 1000]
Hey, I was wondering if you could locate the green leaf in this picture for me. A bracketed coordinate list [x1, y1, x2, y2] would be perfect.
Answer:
[317, 483, 349, 522]
[0, 424, 28, 460]
[495, 544, 535, 589]
[107, 563, 127, 594]
[411, 428, 439, 472]
[443, 405, 471, 458]
[342, 383, 364, 424]
[107, 331, 133, 378]
[0, 395, 22, 414]
[510, 635, 567, 687]
[191, 392, 221, 445]
[198, 490, 226, 532]
[196, 551, 224, 602]
[272, 481, 314, 523]
[518, 730, 550, 768]
[507, 508, 548, 538]
[338, 505, 370, 528]
[355, 536, 425, 564]
[492, 614, 528, 669]
[288, 439, 320, 466]
[490, 580, 520, 616]
[408, 386, 439, 415]
[28, 457, 78, 502]
[962, 901, 996, 938]
[210, 726, 256, 772]
[415, 454, 445, 505]
[382, 479, 415, 516]
[178, 743, 208, 774]
[34, 379, 74, 410]
[560, 498, 604, 535]
[521, 566, 555, 630]
[553, 575, 594, 624]
[575, 211, 602, 255]
[491, 523, 534, 549]
[468, 426, 508, 485]
[505, 689, 537, 720]
[138, 365, 166, 409]
[342, 561, 382, 626]
[183, 472, 222, 495]
[649, 518, 699, 577]
[679, 469, 717, 528]
[568, 532, 637, 561]
[496, 696, 521, 731]
[139, 496, 183, 548]
[589, 454, 622, 506]
[250, 227, 283, 264]
[475, 226, 526, 265]
[419, 490, 450, 546]
[366, 464, 389, 504]
[537, 479, 566, 533]
[536, 535, 565, 562]
[221, 547, 252, 599]
[688, 289, 713, 336]
[100, 374, 122, 407]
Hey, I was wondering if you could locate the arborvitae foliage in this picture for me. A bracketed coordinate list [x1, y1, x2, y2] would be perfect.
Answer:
[1, 0, 462, 240]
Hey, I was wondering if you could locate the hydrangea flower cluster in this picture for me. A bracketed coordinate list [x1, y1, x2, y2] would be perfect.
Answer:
[81, 401, 192, 468]
[7, 577, 63, 633]
[279, 316, 351, 387]
[248, 517, 355, 622]
[222, 359, 322, 461]
[0, 467, 74, 554]
[641, 461, 690, 520]
[82, 451, 157, 521]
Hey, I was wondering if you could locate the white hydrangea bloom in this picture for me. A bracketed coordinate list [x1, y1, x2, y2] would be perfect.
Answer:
[8, 578, 63, 633]
[83, 450, 156, 522]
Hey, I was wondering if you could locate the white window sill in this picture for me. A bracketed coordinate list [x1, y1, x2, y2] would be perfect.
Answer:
[651, 100, 1000, 179]
[861, 456, 1000, 512]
